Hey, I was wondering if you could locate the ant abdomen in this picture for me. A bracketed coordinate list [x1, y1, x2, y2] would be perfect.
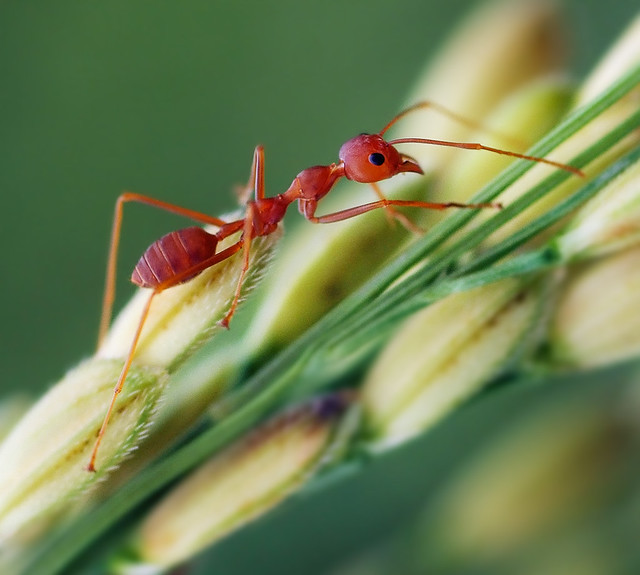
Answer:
[131, 226, 219, 289]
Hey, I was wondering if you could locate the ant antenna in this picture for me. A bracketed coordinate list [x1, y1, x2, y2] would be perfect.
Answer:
[388, 137, 584, 175]
[379, 101, 583, 176]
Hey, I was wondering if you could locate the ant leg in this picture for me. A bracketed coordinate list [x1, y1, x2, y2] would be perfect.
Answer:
[253, 146, 266, 200]
[369, 183, 425, 235]
[98, 192, 231, 348]
[160, 236, 245, 288]
[304, 197, 501, 225]
[234, 146, 266, 204]
[368, 182, 397, 228]
[88, 289, 158, 472]
[219, 147, 265, 326]
[219, 204, 256, 329]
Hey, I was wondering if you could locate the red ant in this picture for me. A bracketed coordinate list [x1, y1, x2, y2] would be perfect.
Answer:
[87, 101, 582, 471]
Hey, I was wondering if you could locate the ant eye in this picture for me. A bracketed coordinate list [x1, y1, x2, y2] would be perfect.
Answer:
[368, 152, 385, 166]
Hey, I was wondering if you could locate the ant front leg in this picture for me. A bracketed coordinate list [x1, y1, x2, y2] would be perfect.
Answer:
[300, 196, 501, 225]
[368, 182, 425, 235]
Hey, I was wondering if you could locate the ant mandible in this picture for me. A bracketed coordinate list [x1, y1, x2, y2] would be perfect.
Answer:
[87, 101, 582, 471]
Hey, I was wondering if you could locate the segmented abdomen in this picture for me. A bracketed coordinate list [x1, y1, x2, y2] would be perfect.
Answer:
[131, 226, 219, 289]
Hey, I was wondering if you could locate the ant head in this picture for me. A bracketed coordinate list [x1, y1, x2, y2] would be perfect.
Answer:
[338, 133, 423, 183]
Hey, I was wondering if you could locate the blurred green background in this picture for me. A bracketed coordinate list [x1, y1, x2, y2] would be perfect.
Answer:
[0, 0, 637, 396]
